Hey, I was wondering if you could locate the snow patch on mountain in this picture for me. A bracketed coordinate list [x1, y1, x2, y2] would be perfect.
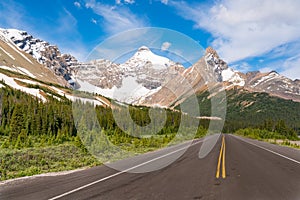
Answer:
[0, 28, 44, 62]
[74, 46, 184, 104]
[0, 28, 77, 88]
[6, 42, 33, 64]
[121, 46, 173, 70]
[0, 72, 46, 102]
[76, 76, 161, 104]
[17, 67, 36, 78]
[222, 68, 245, 86]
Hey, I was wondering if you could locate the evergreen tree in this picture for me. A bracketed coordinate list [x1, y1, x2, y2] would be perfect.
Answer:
[9, 104, 24, 142]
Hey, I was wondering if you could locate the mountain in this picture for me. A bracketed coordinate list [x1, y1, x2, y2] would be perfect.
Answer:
[140, 47, 300, 107]
[73, 46, 184, 104]
[0, 28, 109, 106]
[0, 28, 77, 87]
[0, 27, 299, 110]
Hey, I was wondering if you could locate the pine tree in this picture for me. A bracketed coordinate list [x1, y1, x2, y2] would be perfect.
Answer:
[9, 104, 24, 142]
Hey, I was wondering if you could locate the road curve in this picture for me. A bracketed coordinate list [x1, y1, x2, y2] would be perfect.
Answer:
[1, 134, 300, 200]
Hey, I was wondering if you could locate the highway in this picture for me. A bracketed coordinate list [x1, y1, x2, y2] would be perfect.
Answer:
[1, 134, 300, 200]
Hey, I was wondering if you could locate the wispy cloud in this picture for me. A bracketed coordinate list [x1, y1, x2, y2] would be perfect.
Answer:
[231, 62, 252, 73]
[161, 0, 168, 5]
[0, 0, 88, 61]
[74, 1, 81, 8]
[85, 0, 147, 35]
[161, 41, 171, 51]
[281, 55, 300, 80]
[54, 8, 89, 60]
[91, 18, 97, 24]
[115, 0, 135, 5]
[258, 54, 300, 80]
[0, 0, 32, 31]
[171, 0, 300, 64]
[124, 0, 135, 4]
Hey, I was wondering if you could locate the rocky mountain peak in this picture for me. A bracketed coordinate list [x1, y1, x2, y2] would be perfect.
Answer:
[204, 46, 229, 82]
[205, 46, 219, 59]
[137, 46, 150, 52]
[1, 27, 300, 105]
[0, 28, 77, 88]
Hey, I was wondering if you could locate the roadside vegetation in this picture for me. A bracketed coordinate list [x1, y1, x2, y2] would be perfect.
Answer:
[1, 83, 300, 181]
[235, 120, 300, 149]
[0, 86, 208, 181]
[188, 88, 300, 148]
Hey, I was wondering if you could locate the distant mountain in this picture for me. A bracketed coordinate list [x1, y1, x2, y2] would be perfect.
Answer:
[73, 46, 184, 104]
[0, 27, 299, 109]
[0, 28, 77, 87]
[141, 47, 300, 107]
[0, 28, 109, 106]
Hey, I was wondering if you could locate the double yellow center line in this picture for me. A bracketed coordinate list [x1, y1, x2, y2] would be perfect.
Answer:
[216, 135, 226, 179]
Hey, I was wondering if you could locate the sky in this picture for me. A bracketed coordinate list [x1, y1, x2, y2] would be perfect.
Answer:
[0, 0, 299, 79]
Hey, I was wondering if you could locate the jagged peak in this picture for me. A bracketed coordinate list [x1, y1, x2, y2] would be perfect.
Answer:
[0, 28, 29, 40]
[268, 70, 280, 76]
[205, 46, 219, 58]
[138, 46, 150, 52]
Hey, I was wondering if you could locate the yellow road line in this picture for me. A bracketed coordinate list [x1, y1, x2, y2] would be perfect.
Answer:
[216, 135, 224, 178]
[222, 136, 226, 178]
[216, 135, 226, 179]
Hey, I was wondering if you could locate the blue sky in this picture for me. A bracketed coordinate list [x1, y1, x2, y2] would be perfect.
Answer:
[0, 0, 299, 79]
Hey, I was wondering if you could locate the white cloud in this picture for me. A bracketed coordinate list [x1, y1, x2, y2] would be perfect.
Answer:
[0, 1, 30, 30]
[0, 1, 88, 61]
[161, 41, 171, 51]
[161, 0, 168, 5]
[85, 0, 147, 34]
[231, 62, 251, 73]
[91, 18, 97, 24]
[124, 0, 135, 4]
[171, 0, 300, 64]
[115, 0, 121, 4]
[74, 1, 81, 8]
[281, 55, 300, 80]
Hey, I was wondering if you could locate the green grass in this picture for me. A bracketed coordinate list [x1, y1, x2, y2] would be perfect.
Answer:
[0, 126, 207, 181]
[235, 128, 300, 149]
[0, 143, 100, 181]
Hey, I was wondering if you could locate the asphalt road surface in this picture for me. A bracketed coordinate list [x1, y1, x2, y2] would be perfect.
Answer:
[1, 134, 300, 200]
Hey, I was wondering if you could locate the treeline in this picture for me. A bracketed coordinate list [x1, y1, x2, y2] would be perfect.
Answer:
[0, 87, 77, 149]
[235, 119, 299, 140]
[0, 86, 209, 151]
[73, 101, 208, 158]
[187, 89, 300, 134]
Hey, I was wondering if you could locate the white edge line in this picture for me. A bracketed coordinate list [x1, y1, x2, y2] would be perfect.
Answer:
[232, 135, 300, 165]
[48, 139, 204, 200]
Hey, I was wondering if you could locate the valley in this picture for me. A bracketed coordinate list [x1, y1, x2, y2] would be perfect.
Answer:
[0, 27, 299, 199]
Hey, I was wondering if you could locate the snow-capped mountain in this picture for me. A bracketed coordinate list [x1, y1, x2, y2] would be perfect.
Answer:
[0, 28, 110, 106]
[73, 46, 184, 104]
[204, 48, 300, 102]
[139, 47, 300, 107]
[121, 46, 175, 71]
[0, 28, 77, 87]
[0, 27, 299, 107]
[245, 71, 300, 101]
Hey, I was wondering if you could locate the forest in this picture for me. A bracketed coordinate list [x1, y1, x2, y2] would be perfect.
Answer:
[0, 84, 299, 180]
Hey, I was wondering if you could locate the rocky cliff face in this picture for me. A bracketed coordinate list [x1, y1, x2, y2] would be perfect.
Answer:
[73, 46, 185, 104]
[0, 28, 77, 87]
[244, 71, 300, 101]
[139, 47, 300, 107]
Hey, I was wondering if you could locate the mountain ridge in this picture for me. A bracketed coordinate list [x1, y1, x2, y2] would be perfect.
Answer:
[0, 27, 299, 107]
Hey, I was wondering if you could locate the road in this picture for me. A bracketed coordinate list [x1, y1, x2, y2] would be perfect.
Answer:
[1, 134, 300, 200]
